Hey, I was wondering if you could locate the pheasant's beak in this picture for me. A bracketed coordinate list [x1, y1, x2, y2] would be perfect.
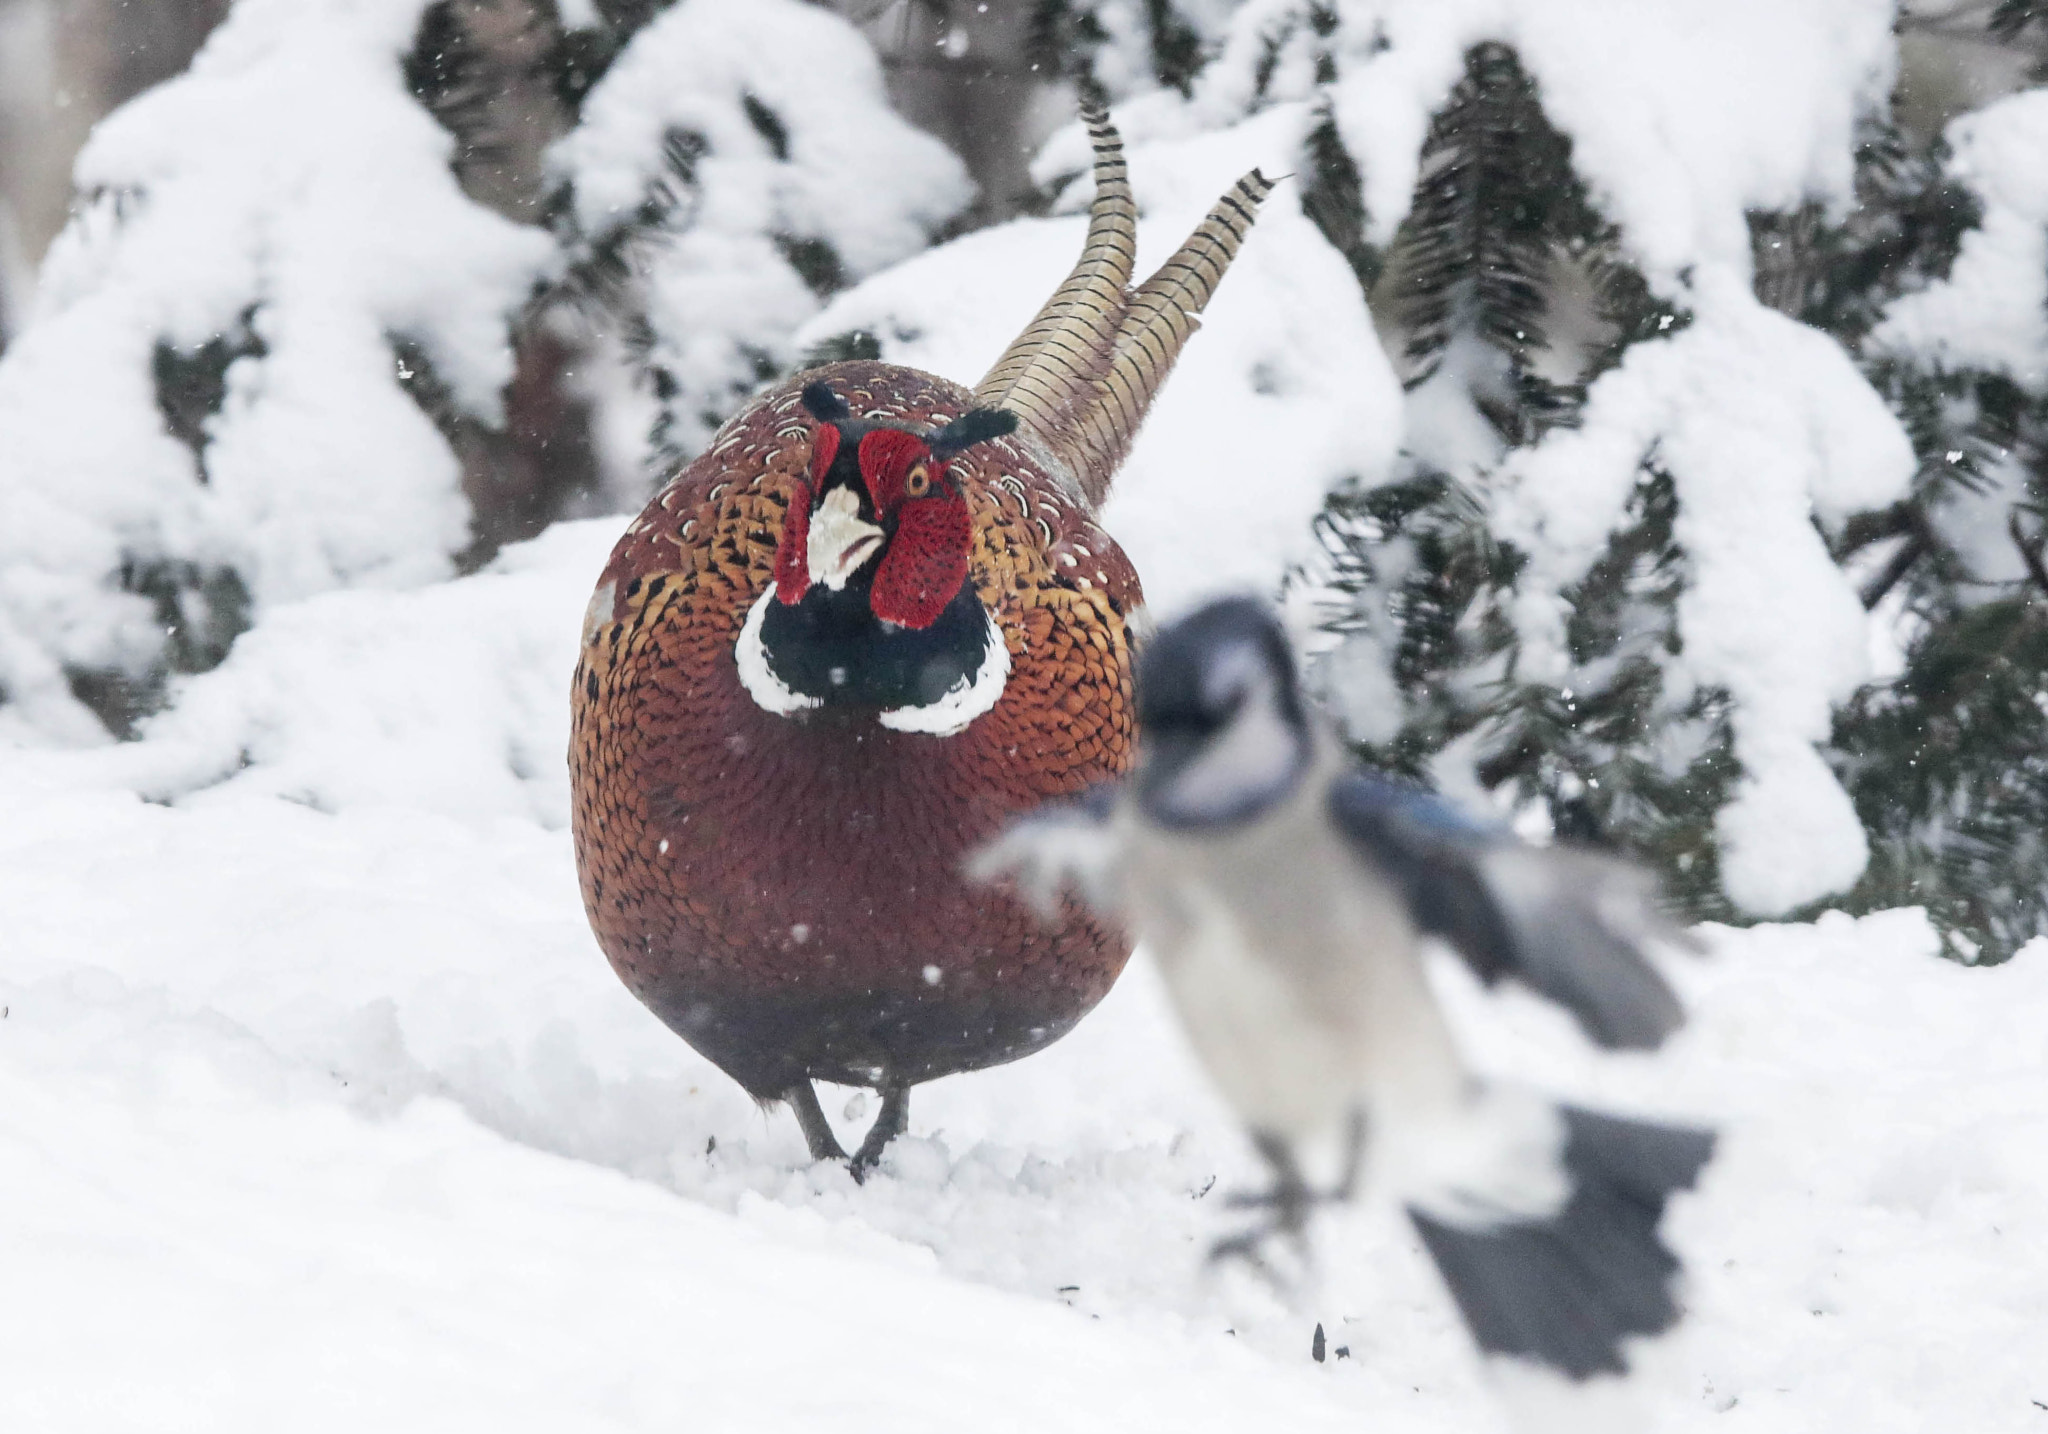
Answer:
[806, 485, 885, 591]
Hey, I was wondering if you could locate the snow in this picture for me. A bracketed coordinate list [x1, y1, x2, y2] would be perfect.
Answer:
[554, 0, 973, 464]
[0, 976, 1353, 1434]
[64, 520, 603, 827]
[1875, 87, 2048, 389]
[1493, 274, 1916, 915]
[3, 518, 2044, 1430]
[1085, 0, 1916, 912]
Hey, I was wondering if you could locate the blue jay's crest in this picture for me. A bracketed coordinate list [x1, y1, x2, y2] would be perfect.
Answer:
[969, 593, 1714, 1403]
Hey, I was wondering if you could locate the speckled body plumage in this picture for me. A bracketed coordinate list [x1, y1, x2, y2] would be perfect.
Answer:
[572, 363, 1140, 1097]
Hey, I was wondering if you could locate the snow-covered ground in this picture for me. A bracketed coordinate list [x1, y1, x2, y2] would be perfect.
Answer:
[0, 2, 2042, 1424]
[2, 517, 2042, 1432]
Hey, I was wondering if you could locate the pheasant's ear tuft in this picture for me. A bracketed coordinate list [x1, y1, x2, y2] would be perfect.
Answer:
[928, 407, 1017, 458]
[801, 381, 853, 425]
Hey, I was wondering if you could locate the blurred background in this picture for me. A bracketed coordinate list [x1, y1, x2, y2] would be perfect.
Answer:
[5, 0, 2045, 346]
[0, 0, 1076, 344]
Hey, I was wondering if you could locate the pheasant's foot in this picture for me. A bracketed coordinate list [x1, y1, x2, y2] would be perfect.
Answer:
[848, 1079, 909, 1182]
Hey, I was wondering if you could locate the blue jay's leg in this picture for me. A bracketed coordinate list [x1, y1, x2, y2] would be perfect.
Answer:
[1330, 1106, 1368, 1201]
[1210, 1108, 1370, 1266]
[1211, 1129, 1314, 1267]
[849, 1076, 910, 1181]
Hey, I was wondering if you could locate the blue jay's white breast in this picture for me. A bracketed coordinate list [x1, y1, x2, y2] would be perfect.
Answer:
[1122, 759, 1468, 1148]
[1154, 878, 1365, 1140]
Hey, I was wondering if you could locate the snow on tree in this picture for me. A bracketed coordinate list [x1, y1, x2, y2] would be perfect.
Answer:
[1028, 0, 1240, 99]
[0, 0, 969, 745]
[0, 0, 553, 743]
[1016, 1, 2048, 952]
[547, 0, 972, 474]
[1826, 86, 2048, 959]
[1028, 2, 1915, 916]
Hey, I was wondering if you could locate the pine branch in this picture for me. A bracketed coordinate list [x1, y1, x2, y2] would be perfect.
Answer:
[1987, 0, 2046, 39]
[1371, 43, 1663, 438]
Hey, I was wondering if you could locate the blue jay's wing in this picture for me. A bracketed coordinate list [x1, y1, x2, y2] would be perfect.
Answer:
[966, 782, 1125, 920]
[1327, 773, 1687, 1050]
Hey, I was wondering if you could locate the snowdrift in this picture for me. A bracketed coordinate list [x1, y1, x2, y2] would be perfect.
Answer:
[2, 518, 2042, 1431]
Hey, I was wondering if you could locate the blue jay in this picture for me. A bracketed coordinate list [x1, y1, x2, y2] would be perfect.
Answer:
[972, 596, 1713, 1385]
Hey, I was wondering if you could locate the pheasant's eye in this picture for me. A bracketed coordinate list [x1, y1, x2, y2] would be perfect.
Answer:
[904, 464, 931, 498]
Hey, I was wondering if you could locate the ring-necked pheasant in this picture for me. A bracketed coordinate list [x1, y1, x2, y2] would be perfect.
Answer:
[570, 107, 1274, 1170]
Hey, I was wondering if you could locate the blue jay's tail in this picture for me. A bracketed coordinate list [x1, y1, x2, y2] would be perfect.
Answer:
[1408, 1106, 1714, 1382]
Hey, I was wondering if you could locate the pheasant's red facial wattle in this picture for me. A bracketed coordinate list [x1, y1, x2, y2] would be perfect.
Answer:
[773, 475, 814, 605]
[856, 428, 971, 631]
[773, 425, 841, 605]
[873, 497, 972, 629]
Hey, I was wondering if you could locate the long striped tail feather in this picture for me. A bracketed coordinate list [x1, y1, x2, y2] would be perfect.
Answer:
[975, 105, 1275, 508]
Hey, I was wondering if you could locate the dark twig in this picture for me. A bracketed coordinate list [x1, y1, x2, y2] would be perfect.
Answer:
[2009, 510, 2048, 598]
[1861, 532, 1930, 610]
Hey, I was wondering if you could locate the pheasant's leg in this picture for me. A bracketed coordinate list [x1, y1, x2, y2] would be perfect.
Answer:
[849, 1079, 909, 1181]
[785, 1081, 848, 1163]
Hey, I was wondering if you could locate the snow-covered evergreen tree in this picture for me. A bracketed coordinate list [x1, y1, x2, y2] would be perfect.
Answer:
[1825, 85, 2048, 959]
[1028, 0, 1237, 99]
[548, 0, 971, 475]
[0, 0, 967, 743]
[1029, 1, 2048, 955]
[1307, 22, 1919, 929]
[0, 0, 555, 742]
